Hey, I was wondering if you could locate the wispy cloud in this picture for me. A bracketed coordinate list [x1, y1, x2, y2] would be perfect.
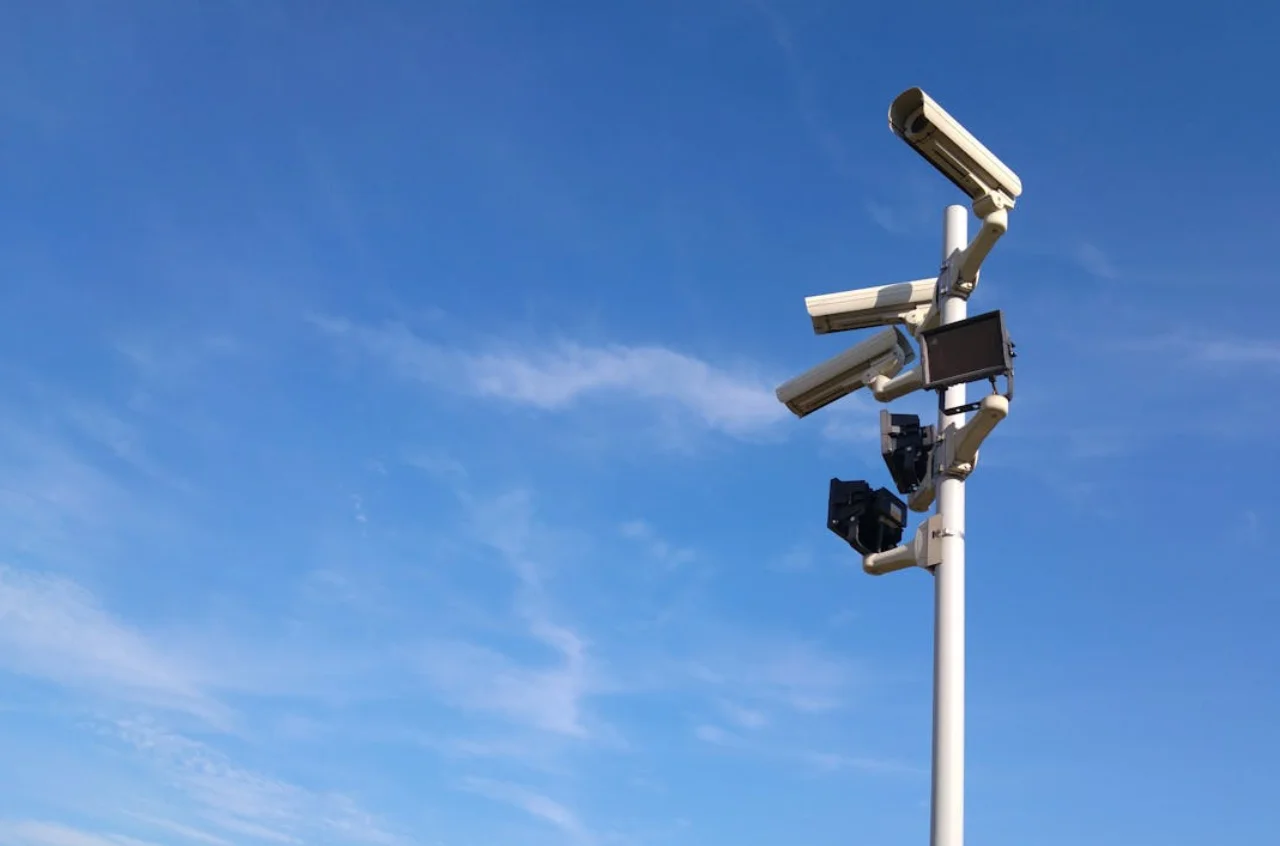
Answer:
[719, 700, 770, 730]
[748, 0, 855, 179]
[1181, 338, 1280, 365]
[417, 628, 592, 738]
[0, 820, 163, 846]
[1241, 510, 1263, 545]
[109, 718, 400, 846]
[403, 450, 469, 486]
[769, 543, 814, 573]
[818, 399, 880, 444]
[460, 777, 593, 844]
[688, 634, 860, 713]
[1125, 333, 1280, 366]
[1073, 242, 1120, 280]
[311, 316, 787, 438]
[691, 723, 919, 776]
[1063, 426, 1137, 460]
[795, 750, 924, 776]
[620, 520, 695, 570]
[0, 565, 228, 726]
[124, 814, 232, 846]
[60, 403, 178, 487]
[863, 170, 952, 236]
[411, 733, 568, 774]
[864, 199, 934, 236]
[693, 723, 739, 746]
[111, 332, 243, 385]
[350, 494, 368, 524]
[415, 485, 605, 743]
[0, 421, 168, 566]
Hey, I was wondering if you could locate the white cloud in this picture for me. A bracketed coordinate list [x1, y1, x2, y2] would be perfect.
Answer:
[0, 565, 227, 726]
[820, 416, 878, 443]
[692, 722, 918, 777]
[769, 543, 813, 573]
[688, 635, 859, 713]
[619, 520, 695, 569]
[464, 488, 545, 583]
[861, 169, 949, 236]
[125, 814, 232, 846]
[1243, 510, 1260, 538]
[0, 422, 166, 565]
[460, 778, 592, 844]
[816, 397, 880, 444]
[1074, 242, 1119, 279]
[1125, 333, 1280, 366]
[827, 608, 858, 628]
[311, 316, 788, 437]
[720, 701, 770, 730]
[1186, 338, 1280, 365]
[693, 724, 738, 746]
[797, 751, 922, 776]
[403, 450, 469, 486]
[111, 332, 243, 384]
[412, 485, 603, 741]
[417, 623, 592, 738]
[110, 718, 400, 846]
[61, 405, 153, 474]
[865, 200, 909, 235]
[1064, 426, 1135, 460]
[0, 821, 162, 846]
[414, 734, 567, 774]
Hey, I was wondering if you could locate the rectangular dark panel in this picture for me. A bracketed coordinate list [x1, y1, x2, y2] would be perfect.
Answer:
[920, 310, 1012, 390]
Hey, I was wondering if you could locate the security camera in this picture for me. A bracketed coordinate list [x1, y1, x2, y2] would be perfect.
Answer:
[827, 479, 908, 557]
[776, 327, 914, 418]
[880, 410, 935, 494]
[806, 278, 937, 336]
[888, 87, 1022, 212]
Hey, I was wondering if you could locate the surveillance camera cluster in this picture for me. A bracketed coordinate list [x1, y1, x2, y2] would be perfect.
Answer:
[775, 87, 1022, 576]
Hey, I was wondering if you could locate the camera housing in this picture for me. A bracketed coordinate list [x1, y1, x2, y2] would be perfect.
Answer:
[827, 479, 907, 556]
[775, 326, 915, 418]
[889, 87, 1023, 209]
[880, 410, 935, 495]
[806, 278, 937, 335]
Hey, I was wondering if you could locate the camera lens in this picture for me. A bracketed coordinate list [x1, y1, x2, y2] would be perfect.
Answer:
[907, 111, 929, 137]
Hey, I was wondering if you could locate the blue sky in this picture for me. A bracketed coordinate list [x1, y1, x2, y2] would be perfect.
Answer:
[1, 1, 1278, 844]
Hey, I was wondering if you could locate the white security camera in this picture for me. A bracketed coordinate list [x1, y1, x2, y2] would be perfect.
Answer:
[888, 87, 1022, 212]
[776, 327, 914, 418]
[806, 278, 937, 335]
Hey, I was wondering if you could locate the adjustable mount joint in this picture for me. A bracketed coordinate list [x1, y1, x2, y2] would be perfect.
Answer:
[944, 392, 1009, 476]
[862, 514, 945, 576]
[971, 189, 1014, 220]
[905, 393, 1010, 512]
[936, 194, 1012, 300]
[937, 443, 976, 481]
[866, 365, 924, 403]
[900, 304, 935, 334]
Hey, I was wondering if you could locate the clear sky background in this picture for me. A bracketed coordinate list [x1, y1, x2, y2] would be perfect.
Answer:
[1, 2, 1278, 845]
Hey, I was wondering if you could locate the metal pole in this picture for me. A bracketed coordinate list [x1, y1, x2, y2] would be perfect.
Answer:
[931, 204, 969, 846]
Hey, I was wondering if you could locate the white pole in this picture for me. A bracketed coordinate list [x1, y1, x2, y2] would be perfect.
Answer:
[931, 204, 969, 846]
